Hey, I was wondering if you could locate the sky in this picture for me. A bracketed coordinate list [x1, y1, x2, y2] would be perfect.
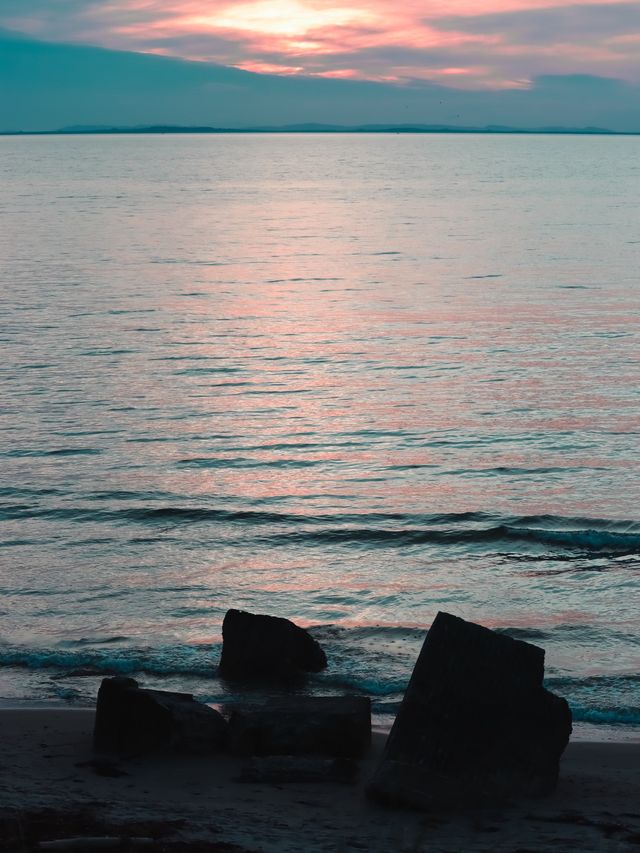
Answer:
[0, 1, 639, 130]
[1, 0, 639, 89]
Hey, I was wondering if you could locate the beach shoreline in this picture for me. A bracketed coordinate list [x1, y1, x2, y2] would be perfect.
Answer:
[1, 708, 639, 852]
[2, 698, 639, 742]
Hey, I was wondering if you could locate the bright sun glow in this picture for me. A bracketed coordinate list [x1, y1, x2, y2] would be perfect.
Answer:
[188, 0, 374, 37]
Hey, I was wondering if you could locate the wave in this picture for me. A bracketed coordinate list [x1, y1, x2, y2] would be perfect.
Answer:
[2, 642, 639, 728]
[0, 644, 220, 678]
[263, 523, 640, 554]
[176, 457, 322, 469]
[501, 525, 640, 552]
[2, 448, 101, 458]
[570, 706, 640, 726]
[2, 501, 638, 554]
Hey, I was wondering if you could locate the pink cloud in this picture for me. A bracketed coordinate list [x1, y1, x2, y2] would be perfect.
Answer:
[1, 0, 639, 87]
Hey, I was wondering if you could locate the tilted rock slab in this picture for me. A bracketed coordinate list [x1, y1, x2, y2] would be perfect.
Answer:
[219, 608, 327, 681]
[229, 696, 371, 758]
[367, 611, 572, 810]
[94, 676, 228, 755]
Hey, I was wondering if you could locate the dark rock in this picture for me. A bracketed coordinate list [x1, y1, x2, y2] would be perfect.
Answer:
[93, 676, 228, 755]
[229, 696, 371, 758]
[219, 609, 327, 681]
[237, 755, 358, 784]
[367, 611, 572, 810]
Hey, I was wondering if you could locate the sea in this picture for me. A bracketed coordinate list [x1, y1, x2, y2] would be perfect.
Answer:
[1, 133, 639, 737]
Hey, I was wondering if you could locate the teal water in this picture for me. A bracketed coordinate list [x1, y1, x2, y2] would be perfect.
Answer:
[0, 133, 639, 731]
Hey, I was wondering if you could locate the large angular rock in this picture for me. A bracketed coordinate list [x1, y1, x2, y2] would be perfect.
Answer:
[229, 696, 371, 758]
[367, 612, 572, 810]
[93, 676, 228, 755]
[219, 609, 327, 681]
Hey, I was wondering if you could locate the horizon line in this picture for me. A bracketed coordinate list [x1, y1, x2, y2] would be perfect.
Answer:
[3, 123, 639, 137]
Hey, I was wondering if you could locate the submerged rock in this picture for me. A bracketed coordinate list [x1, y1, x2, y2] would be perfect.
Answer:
[219, 608, 327, 681]
[229, 696, 371, 758]
[367, 611, 572, 810]
[93, 676, 228, 755]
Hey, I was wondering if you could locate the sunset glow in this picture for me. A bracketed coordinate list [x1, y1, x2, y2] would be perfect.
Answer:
[202, 1, 376, 37]
[1, 0, 639, 88]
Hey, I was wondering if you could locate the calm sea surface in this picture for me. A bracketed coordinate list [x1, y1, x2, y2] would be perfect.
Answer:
[1, 134, 639, 732]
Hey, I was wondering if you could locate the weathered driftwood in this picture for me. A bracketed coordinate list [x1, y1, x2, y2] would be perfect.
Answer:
[93, 676, 228, 755]
[237, 755, 358, 784]
[367, 611, 572, 810]
[229, 695, 371, 758]
[219, 609, 327, 681]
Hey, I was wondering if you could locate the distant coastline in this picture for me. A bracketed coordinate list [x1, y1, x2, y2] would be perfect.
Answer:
[2, 122, 639, 136]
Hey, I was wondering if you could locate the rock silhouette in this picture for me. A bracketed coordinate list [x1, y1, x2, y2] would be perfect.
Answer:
[94, 676, 228, 755]
[219, 609, 327, 681]
[229, 696, 371, 758]
[367, 611, 572, 809]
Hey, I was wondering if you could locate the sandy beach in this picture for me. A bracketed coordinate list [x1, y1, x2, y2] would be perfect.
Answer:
[1, 709, 639, 852]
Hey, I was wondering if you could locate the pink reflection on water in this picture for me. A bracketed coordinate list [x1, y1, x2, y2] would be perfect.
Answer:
[120, 147, 640, 522]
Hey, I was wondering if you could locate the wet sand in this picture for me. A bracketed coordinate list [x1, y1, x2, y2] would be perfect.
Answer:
[1, 709, 639, 852]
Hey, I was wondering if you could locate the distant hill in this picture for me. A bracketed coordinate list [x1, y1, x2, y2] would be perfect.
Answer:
[2, 123, 629, 136]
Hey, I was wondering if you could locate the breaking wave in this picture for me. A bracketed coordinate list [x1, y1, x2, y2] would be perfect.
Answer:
[1, 639, 638, 729]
